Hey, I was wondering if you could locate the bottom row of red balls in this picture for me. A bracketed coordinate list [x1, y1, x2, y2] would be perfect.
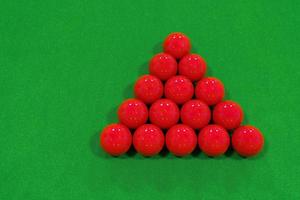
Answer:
[100, 123, 264, 157]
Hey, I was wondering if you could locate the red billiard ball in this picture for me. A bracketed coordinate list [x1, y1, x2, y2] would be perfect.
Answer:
[100, 123, 132, 156]
[213, 100, 244, 130]
[118, 99, 148, 129]
[198, 124, 230, 157]
[195, 77, 225, 106]
[163, 32, 191, 59]
[164, 75, 194, 104]
[134, 75, 163, 104]
[232, 125, 264, 157]
[166, 124, 197, 156]
[149, 53, 177, 81]
[133, 124, 164, 156]
[149, 99, 180, 129]
[181, 100, 211, 129]
[178, 54, 207, 81]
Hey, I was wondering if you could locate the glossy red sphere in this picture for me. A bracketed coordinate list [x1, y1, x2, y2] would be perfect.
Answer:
[149, 53, 177, 81]
[164, 75, 194, 104]
[195, 77, 225, 106]
[149, 99, 180, 129]
[163, 32, 191, 59]
[134, 75, 163, 104]
[166, 124, 197, 156]
[100, 123, 132, 156]
[232, 125, 264, 157]
[133, 124, 164, 156]
[213, 100, 244, 130]
[118, 99, 148, 129]
[198, 124, 230, 157]
[178, 54, 207, 81]
[181, 100, 211, 129]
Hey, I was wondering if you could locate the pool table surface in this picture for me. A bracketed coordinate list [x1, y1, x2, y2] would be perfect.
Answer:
[1, 0, 299, 199]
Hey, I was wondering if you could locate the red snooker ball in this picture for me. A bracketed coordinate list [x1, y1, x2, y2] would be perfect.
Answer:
[198, 124, 230, 157]
[149, 99, 180, 129]
[164, 75, 194, 104]
[163, 32, 191, 59]
[195, 77, 225, 106]
[166, 124, 197, 156]
[178, 54, 207, 81]
[213, 100, 244, 130]
[118, 99, 148, 129]
[134, 75, 163, 104]
[232, 125, 264, 157]
[100, 123, 132, 156]
[149, 53, 177, 81]
[133, 124, 164, 156]
[181, 100, 211, 129]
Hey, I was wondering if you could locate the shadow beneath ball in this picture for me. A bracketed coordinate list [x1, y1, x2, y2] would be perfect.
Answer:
[225, 145, 235, 157]
[126, 145, 137, 157]
[191, 46, 198, 53]
[206, 64, 214, 76]
[191, 147, 201, 157]
[153, 42, 162, 54]
[243, 112, 250, 125]
[106, 105, 118, 124]
[90, 131, 108, 158]
[224, 89, 231, 101]
[138, 62, 149, 76]
[159, 146, 169, 158]
[123, 83, 134, 99]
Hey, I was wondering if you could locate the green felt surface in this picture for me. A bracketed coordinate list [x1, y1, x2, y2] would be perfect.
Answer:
[1, 0, 300, 199]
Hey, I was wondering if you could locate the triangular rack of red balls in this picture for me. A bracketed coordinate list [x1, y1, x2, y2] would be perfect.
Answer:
[100, 32, 264, 158]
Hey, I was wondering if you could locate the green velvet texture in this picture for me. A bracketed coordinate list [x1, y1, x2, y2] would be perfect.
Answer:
[1, 0, 299, 199]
